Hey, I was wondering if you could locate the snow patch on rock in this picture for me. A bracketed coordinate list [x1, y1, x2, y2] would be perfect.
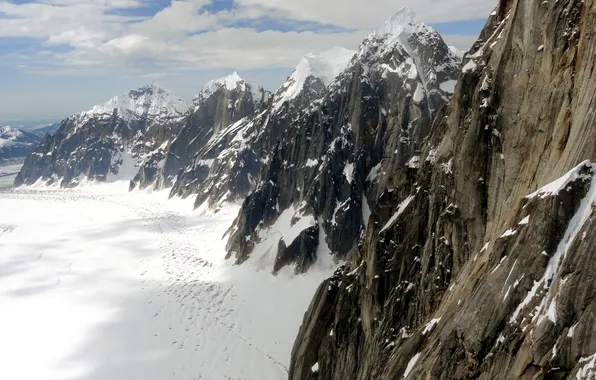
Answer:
[273, 46, 355, 111]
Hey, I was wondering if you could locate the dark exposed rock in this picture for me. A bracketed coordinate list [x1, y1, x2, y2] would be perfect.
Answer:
[134, 72, 271, 191]
[15, 85, 187, 187]
[166, 48, 356, 211]
[226, 7, 460, 274]
[289, 1, 596, 379]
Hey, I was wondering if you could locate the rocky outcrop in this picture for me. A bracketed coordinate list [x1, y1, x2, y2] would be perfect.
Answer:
[226, 7, 460, 274]
[289, 1, 596, 379]
[15, 85, 187, 187]
[132, 73, 271, 191]
[0, 126, 41, 161]
[165, 47, 356, 210]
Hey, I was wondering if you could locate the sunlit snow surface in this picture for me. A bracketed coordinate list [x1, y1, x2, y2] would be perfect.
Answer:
[0, 180, 337, 380]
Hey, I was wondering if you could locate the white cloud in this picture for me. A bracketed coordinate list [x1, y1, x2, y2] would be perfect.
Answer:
[1, 0, 494, 75]
[233, 0, 496, 26]
[0, 0, 496, 121]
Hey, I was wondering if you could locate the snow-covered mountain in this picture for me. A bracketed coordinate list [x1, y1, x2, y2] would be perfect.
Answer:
[226, 6, 460, 273]
[130, 72, 270, 191]
[0, 125, 42, 160]
[15, 85, 187, 187]
[162, 47, 357, 209]
[80, 85, 187, 123]
[289, 1, 596, 379]
[272, 46, 355, 111]
[11, 2, 596, 380]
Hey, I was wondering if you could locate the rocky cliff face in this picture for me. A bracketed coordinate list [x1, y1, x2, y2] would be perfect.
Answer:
[0, 126, 41, 160]
[131, 73, 271, 191]
[289, 1, 596, 379]
[160, 48, 356, 210]
[226, 7, 460, 274]
[15, 85, 187, 187]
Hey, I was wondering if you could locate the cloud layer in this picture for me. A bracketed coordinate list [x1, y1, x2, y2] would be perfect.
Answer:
[1, 0, 496, 75]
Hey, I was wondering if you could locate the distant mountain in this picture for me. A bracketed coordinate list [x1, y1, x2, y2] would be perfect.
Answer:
[137, 47, 356, 209]
[0, 125, 42, 161]
[31, 123, 60, 137]
[15, 85, 188, 187]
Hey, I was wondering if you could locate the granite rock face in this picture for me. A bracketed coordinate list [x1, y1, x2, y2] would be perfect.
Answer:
[15, 85, 187, 187]
[289, 1, 596, 379]
[226, 7, 460, 274]
[131, 72, 271, 192]
[161, 47, 356, 210]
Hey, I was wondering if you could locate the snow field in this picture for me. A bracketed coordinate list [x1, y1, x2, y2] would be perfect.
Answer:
[0, 180, 337, 380]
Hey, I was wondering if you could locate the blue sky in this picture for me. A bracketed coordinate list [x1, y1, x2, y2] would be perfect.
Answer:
[0, 0, 497, 125]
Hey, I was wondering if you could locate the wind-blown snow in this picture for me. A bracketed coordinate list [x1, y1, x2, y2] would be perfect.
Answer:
[403, 352, 421, 379]
[375, 6, 420, 37]
[0, 182, 337, 380]
[380, 195, 415, 233]
[370, 6, 459, 113]
[527, 160, 594, 199]
[510, 162, 596, 324]
[273, 47, 355, 111]
[449, 46, 465, 58]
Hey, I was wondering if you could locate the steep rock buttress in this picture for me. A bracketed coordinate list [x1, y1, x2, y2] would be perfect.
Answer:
[289, 1, 596, 379]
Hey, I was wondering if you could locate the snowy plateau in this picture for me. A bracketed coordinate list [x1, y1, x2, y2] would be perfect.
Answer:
[0, 169, 336, 380]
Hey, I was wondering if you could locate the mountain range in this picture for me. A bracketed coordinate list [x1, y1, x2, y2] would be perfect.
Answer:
[12, 2, 596, 379]
[0, 125, 42, 161]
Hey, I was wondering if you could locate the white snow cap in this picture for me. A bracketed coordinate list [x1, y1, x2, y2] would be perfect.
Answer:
[81, 85, 188, 121]
[193, 71, 265, 107]
[449, 46, 465, 58]
[200, 71, 245, 99]
[375, 6, 425, 37]
[273, 46, 356, 110]
[297, 46, 357, 86]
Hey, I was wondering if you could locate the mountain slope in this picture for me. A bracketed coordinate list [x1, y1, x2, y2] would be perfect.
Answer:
[164, 47, 356, 210]
[0, 126, 41, 160]
[289, 1, 596, 379]
[226, 6, 460, 274]
[15, 85, 187, 187]
[130, 72, 270, 191]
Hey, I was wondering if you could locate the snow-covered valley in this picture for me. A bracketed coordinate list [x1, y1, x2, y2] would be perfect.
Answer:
[0, 160, 24, 189]
[0, 180, 337, 380]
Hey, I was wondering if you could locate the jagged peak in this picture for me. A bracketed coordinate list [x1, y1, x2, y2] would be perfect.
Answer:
[0, 125, 17, 134]
[191, 72, 267, 109]
[374, 6, 430, 39]
[299, 46, 356, 86]
[200, 72, 248, 99]
[78, 85, 188, 122]
[272, 46, 356, 111]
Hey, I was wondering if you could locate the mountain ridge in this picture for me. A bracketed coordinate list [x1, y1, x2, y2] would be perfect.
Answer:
[0, 125, 42, 161]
